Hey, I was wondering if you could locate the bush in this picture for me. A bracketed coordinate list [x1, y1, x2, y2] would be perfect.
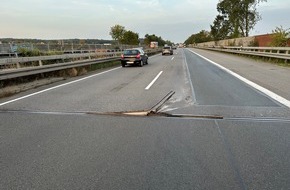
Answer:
[249, 39, 259, 47]
[18, 48, 41, 57]
[67, 68, 78, 77]
[270, 26, 290, 47]
[17, 48, 63, 57]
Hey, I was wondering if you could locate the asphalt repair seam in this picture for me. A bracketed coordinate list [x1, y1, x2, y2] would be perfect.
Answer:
[0, 90, 223, 119]
[214, 120, 247, 190]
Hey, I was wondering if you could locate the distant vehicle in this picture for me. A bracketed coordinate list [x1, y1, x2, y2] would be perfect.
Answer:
[172, 45, 177, 50]
[150, 41, 158, 48]
[121, 48, 148, 67]
[162, 46, 173, 55]
[178, 43, 185, 48]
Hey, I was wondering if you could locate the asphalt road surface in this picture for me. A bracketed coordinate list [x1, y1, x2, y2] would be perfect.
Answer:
[1, 48, 290, 190]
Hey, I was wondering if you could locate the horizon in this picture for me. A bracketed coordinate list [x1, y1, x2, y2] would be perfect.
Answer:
[0, 33, 278, 44]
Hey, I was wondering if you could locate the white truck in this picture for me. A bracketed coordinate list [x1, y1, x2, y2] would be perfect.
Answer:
[150, 41, 158, 48]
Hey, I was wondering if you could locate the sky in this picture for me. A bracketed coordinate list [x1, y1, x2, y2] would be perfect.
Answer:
[0, 0, 289, 43]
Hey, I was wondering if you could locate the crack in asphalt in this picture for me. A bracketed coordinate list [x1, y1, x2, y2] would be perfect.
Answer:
[214, 120, 247, 190]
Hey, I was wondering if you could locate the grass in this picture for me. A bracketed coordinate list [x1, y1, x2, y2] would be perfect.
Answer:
[245, 55, 290, 67]
[89, 61, 120, 71]
[205, 48, 290, 68]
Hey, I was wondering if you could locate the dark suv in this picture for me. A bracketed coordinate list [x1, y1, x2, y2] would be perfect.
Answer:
[121, 48, 148, 67]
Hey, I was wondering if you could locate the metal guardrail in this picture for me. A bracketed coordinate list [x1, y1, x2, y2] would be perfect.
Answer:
[0, 49, 161, 80]
[0, 43, 138, 55]
[195, 46, 290, 61]
[0, 52, 118, 66]
[0, 57, 119, 80]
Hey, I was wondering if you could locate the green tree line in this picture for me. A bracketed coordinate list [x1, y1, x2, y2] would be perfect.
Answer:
[184, 0, 289, 47]
[185, 0, 289, 47]
[109, 24, 173, 46]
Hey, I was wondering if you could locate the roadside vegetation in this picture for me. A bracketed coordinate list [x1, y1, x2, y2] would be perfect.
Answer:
[184, 0, 289, 66]
[185, 0, 268, 45]
[270, 26, 290, 47]
[185, 0, 289, 48]
[17, 48, 63, 57]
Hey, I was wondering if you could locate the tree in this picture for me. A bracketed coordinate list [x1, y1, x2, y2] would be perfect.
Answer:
[121, 31, 139, 45]
[238, 0, 267, 37]
[144, 34, 169, 46]
[144, 34, 158, 46]
[210, 15, 231, 41]
[165, 40, 174, 46]
[213, 0, 267, 38]
[270, 26, 290, 47]
[109, 24, 126, 44]
[184, 30, 212, 45]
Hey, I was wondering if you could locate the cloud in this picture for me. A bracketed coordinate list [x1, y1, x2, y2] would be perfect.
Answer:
[108, 5, 115, 11]
[1, 0, 289, 42]
[136, 0, 160, 7]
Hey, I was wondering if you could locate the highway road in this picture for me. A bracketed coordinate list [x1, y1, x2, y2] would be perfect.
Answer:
[1, 48, 290, 189]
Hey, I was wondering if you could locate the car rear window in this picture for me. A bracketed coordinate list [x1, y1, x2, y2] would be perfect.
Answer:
[124, 50, 139, 55]
[163, 47, 171, 49]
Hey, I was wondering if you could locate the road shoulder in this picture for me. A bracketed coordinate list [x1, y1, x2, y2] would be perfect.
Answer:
[189, 48, 290, 101]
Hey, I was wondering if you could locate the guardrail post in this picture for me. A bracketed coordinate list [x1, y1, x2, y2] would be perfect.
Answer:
[16, 62, 21, 68]
[38, 60, 43, 66]
[12, 52, 21, 68]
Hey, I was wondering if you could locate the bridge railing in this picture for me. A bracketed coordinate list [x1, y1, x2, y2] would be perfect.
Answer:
[193, 46, 290, 61]
[0, 48, 162, 80]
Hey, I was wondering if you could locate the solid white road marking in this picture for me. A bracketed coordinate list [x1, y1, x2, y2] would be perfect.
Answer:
[188, 49, 290, 108]
[0, 67, 121, 107]
[145, 71, 163, 90]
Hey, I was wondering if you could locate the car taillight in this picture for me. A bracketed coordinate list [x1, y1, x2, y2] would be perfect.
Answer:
[136, 54, 141, 59]
[121, 54, 124, 59]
